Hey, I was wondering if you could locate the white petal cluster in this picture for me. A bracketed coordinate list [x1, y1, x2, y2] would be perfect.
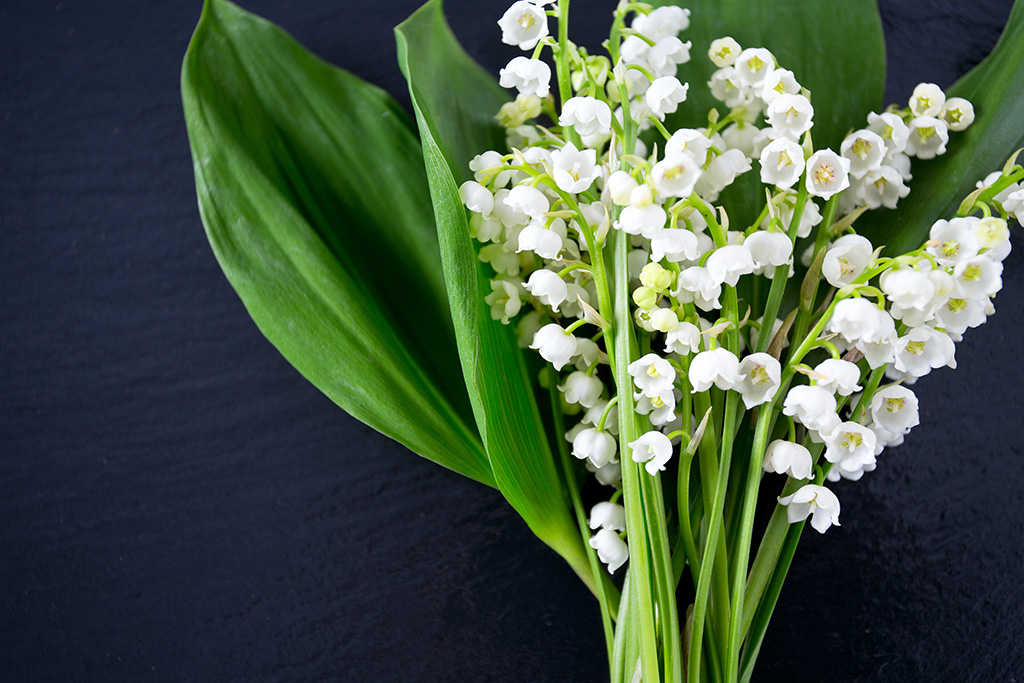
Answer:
[469, 3, 1007, 535]
[779, 485, 841, 533]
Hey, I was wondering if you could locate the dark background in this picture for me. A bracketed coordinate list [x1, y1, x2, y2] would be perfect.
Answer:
[2, 0, 1022, 681]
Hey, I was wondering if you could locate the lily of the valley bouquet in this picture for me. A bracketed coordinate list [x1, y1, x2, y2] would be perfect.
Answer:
[182, 0, 1024, 680]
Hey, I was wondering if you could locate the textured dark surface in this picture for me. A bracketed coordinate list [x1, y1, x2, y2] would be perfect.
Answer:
[1, 1, 1022, 681]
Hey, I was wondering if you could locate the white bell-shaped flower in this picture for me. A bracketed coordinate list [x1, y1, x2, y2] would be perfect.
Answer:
[615, 203, 667, 239]
[905, 116, 949, 159]
[858, 165, 910, 209]
[499, 56, 551, 98]
[805, 149, 851, 200]
[706, 244, 755, 287]
[879, 267, 938, 320]
[559, 371, 604, 408]
[954, 256, 1003, 299]
[551, 141, 601, 194]
[504, 184, 549, 220]
[634, 387, 678, 427]
[782, 385, 839, 433]
[822, 234, 873, 288]
[588, 502, 626, 532]
[673, 266, 722, 311]
[573, 427, 618, 468]
[759, 137, 805, 189]
[689, 348, 741, 392]
[647, 36, 693, 76]
[559, 96, 613, 137]
[589, 528, 629, 573]
[895, 326, 957, 378]
[651, 153, 703, 198]
[936, 294, 988, 336]
[606, 171, 639, 206]
[632, 5, 691, 40]
[870, 385, 920, 435]
[650, 228, 700, 263]
[827, 298, 895, 345]
[736, 352, 782, 408]
[760, 68, 800, 105]
[517, 219, 563, 260]
[498, 1, 549, 50]
[841, 129, 887, 178]
[628, 352, 676, 396]
[866, 111, 909, 155]
[666, 128, 713, 163]
[459, 180, 494, 217]
[530, 323, 578, 370]
[628, 430, 674, 475]
[763, 440, 814, 480]
[765, 93, 814, 140]
[909, 82, 945, 117]
[589, 460, 622, 487]
[523, 268, 568, 311]
[823, 421, 877, 474]
[734, 47, 775, 87]
[941, 97, 975, 132]
[708, 37, 741, 67]
[928, 217, 981, 266]
[764, 196, 822, 238]
[665, 321, 702, 355]
[646, 76, 689, 119]
[484, 279, 523, 324]
[721, 121, 762, 158]
[812, 358, 862, 396]
[745, 231, 793, 275]
[779, 484, 841, 533]
[469, 150, 508, 185]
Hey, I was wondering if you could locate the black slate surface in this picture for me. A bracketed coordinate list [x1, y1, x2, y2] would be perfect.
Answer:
[2, 1, 1022, 681]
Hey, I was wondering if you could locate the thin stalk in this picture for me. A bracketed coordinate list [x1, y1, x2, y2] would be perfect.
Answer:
[611, 228, 661, 683]
[555, 0, 582, 149]
[755, 181, 808, 354]
[687, 391, 740, 683]
[723, 407, 772, 683]
[788, 192, 840, 350]
[548, 378, 618, 665]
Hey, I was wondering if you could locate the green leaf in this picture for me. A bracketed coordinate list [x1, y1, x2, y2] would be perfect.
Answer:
[654, 0, 887, 226]
[859, 0, 1024, 255]
[395, 0, 596, 591]
[181, 0, 492, 486]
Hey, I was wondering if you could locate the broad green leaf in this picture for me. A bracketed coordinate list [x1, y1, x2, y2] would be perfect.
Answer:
[395, 0, 596, 591]
[859, 0, 1024, 255]
[654, 0, 887, 227]
[182, 0, 492, 485]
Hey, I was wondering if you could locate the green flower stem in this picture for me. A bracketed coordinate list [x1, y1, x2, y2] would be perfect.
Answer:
[789, 192, 841, 350]
[691, 390, 733, 671]
[611, 228, 663, 683]
[755, 181, 808, 354]
[723, 406, 773, 683]
[596, 395, 619, 432]
[648, 115, 673, 142]
[556, 0, 582, 149]
[737, 519, 805, 683]
[688, 391, 740, 683]
[851, 364, 887, 422]
[548, 377, 618, 665]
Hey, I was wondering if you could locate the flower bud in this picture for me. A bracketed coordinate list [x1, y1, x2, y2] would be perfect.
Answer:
[632, 285, 658, 310]
[640, 262, 674, 292]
